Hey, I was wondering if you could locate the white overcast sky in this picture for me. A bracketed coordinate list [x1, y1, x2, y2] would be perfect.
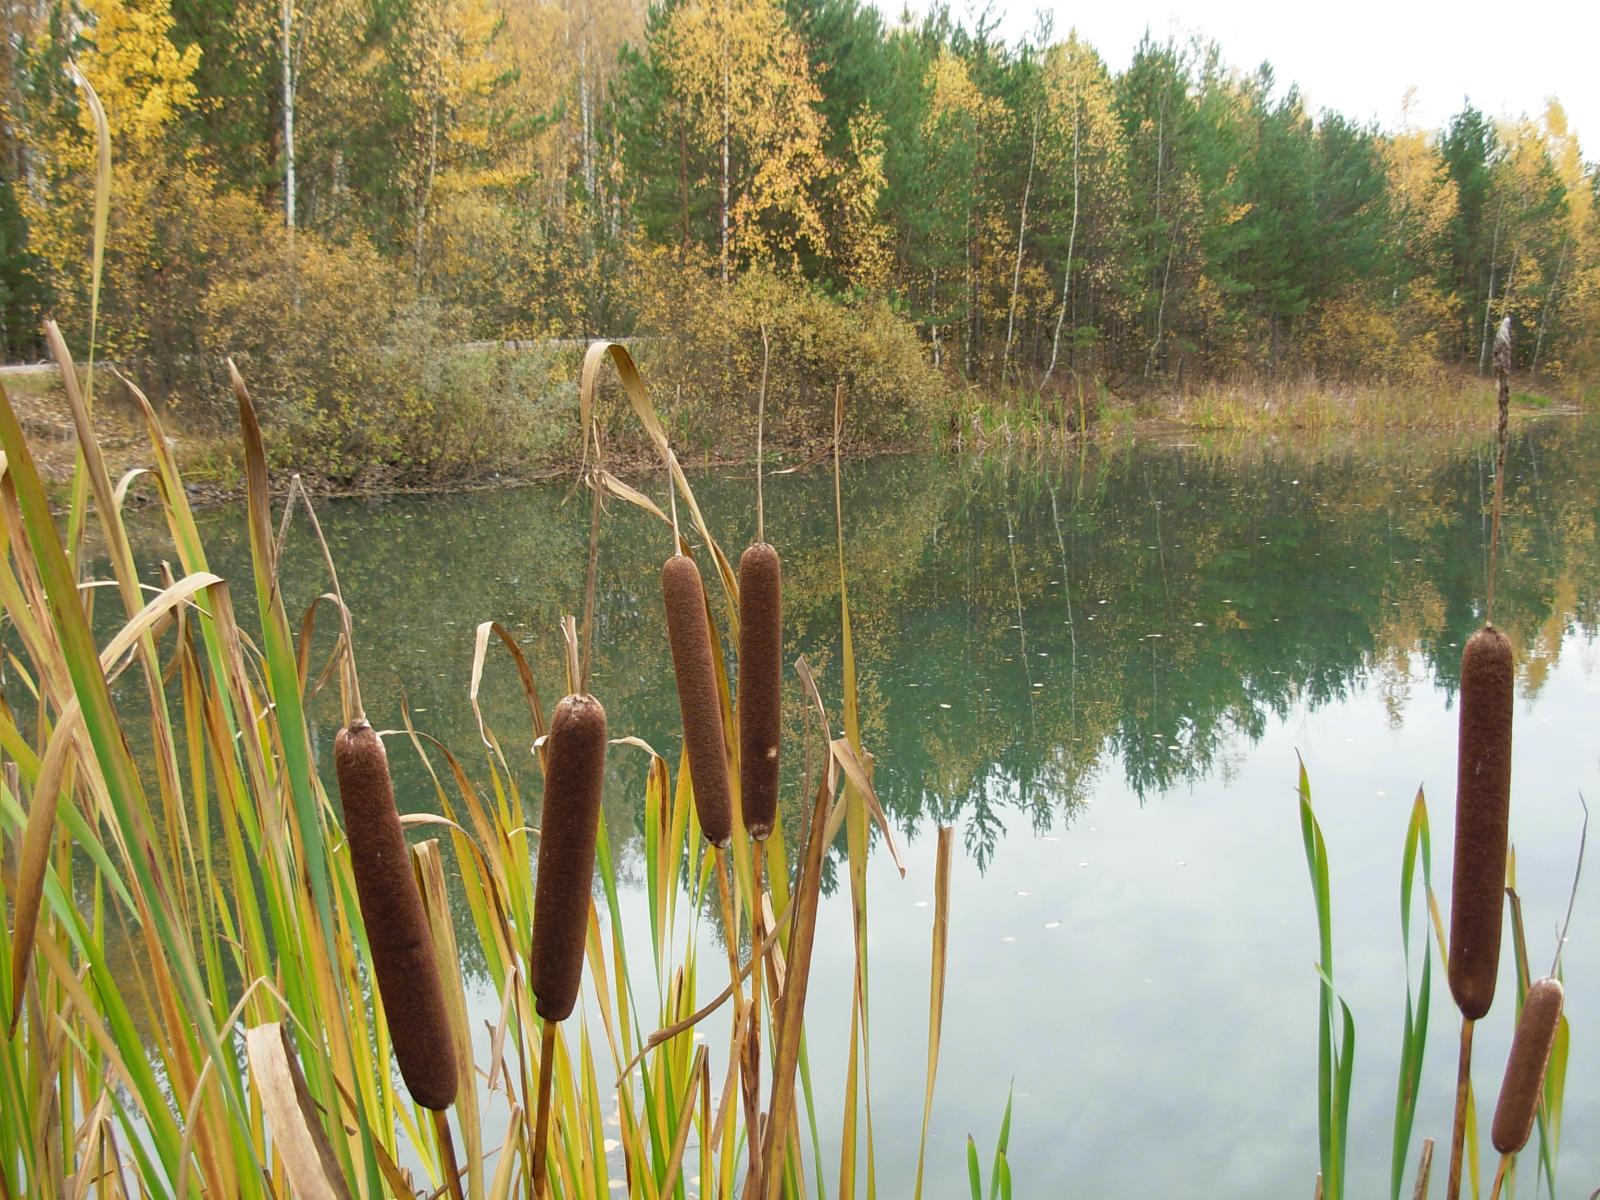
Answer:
[876, 0, 1600, 148]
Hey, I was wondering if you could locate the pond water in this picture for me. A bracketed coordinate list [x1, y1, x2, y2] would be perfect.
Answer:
[129, 417, 1600, 1196]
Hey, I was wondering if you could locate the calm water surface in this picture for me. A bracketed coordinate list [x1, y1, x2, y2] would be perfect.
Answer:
[127, 418, 1600, 1196]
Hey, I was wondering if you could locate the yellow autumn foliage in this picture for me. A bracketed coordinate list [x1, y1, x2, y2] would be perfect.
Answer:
[621, 246, 955, 448]
[21, 0, 208, 359]
[659, 0, 830, 269]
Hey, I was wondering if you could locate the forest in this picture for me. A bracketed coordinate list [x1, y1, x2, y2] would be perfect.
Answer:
[1, 0, 1596, 479]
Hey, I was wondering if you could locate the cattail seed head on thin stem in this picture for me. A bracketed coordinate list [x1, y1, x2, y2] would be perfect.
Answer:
[1491, 977, 1564, 1154]
[334, 720, 457, 1110]
[662, 553, 733, 847]
[530, 693, 607, 1022]
[1449, 624, 1514, 1020]
[738, 542, 782, 841]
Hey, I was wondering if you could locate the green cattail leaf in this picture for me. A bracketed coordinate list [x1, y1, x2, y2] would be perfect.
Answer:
[989, 1083, 1014, 1200]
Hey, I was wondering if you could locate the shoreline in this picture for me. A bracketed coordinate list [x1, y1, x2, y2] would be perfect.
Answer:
[13, 371, 1584, 511]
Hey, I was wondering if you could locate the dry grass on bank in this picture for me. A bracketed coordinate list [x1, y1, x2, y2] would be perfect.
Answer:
[1161, 371, 1581, 433]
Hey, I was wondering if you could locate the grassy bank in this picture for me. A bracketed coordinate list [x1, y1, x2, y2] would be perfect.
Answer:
[1159, 372, 1582, 433]
[7, 338, 1589, 506]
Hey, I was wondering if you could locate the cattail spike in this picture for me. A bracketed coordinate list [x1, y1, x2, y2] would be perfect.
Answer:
[739, 542, 782, 841]
[530, 693, 608, 1022]
[1449, 624, 1514, 1020]
[334, 720, 458, 1110]
[1491, 978, 1564, 1154]
[663, 554, 733, 847]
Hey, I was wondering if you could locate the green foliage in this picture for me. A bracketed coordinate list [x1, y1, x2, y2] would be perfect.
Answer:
[0, 174, 49, 358]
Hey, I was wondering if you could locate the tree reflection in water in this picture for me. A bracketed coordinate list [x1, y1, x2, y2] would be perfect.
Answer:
[93, 416, 1600, 978]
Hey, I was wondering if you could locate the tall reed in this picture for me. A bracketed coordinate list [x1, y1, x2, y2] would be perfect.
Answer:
[662, 553, 733, 847]
[529, 691, 608, 1195]
[741, 328, 782, 842]
[737, 537, 781, 1196]
[333, 720, 458, 1110]
[1446, 624, 1514, 1200]
[738, 541, 782, 840]
[1448, 625, 1514, 1021]
[1491, 978, 1563, 1158]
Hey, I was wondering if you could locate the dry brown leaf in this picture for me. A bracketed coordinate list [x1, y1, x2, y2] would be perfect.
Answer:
[244, 1022, 354, 1200]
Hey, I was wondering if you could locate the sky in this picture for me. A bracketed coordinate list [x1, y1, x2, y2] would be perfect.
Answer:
[875, 0, 1600, 147]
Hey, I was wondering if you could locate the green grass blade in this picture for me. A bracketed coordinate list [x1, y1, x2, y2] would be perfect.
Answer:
[1392, 788, 1431, 1200]
[1297, 759, 1334, 1195]
[912, 827, 953, 1200]
[988, 1082, 1013, 1200]
[1334, 996, 1356, 1199]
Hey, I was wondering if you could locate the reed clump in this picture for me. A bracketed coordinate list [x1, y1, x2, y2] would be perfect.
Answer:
[333, 718, 458, 1111]
[0, 329, 948, 1200]
[530, 693, 608, 1022]
[1448, 624, 1514, 1020]
[738, 541, 782, 841]
[662, 553, 733, 846]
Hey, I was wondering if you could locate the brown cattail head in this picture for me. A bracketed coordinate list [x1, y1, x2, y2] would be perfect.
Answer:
[1448, 624, 1514, 1020]
[333, 720, 458, 1110]
[662, 554, 733, 847]
[738, 542, 782, 841]
[1491, 977, 1564, 1154]
[530, 694, 608, 1022]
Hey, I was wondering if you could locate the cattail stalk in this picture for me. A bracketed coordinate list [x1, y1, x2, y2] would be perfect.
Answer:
[662, 553, 733, 846]
[529, 693, 608, 1196]
[533, 1025, 558, 1199]
[741, 345, 777, 1196]
[1450, 626, 1514, 1019]
[709, 841, 764, 1191]
[1490, 978, 1563, 1169]
[743, 847, 768, 1199]
[433, 1113, 466, 1200]
[333, 720, 457, 1111]
[1445, 1019, 1474, 1200]
[1446, 624, 1515, 1200]
[530, 694, 608, 1020]
[739, 542, 782, 842]
[663, 545, 753, 1175]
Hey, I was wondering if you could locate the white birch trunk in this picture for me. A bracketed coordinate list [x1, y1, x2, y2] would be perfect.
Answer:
[1001, 113, 1039, 377]
[281, 0, 296, 230]
[1044, 107, 1081, 385]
